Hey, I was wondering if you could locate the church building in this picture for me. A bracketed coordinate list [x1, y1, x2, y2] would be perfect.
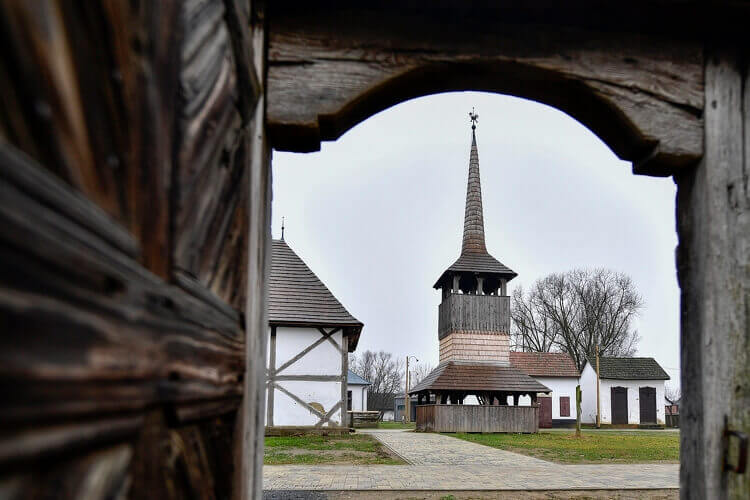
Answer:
[410, 113, 549, 430]
[266, 238, 363, 428]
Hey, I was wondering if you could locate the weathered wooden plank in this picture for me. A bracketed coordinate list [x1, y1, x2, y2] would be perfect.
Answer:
[237, 1, 271, 495]
[0, 143, 244, 425]
[0, 1, 181, 278]
[416, 404, 538, 433]
[266, 8, 704, 175]
[676, 48, 749, 499]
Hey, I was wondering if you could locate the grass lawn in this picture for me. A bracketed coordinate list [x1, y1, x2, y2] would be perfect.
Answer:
[264, 433, 405, 465]
[377, 421, 416, 430]
[448, 430, 679, 464]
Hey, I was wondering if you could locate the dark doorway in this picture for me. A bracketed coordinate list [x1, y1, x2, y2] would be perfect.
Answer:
[639, 387, 657, 424]
[539, 396, 552, 428]
[611, 387, 628, 424]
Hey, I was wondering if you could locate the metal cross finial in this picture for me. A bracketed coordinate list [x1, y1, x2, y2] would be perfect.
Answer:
[469, 107, 478, 130]
[281, 216, 285, 240]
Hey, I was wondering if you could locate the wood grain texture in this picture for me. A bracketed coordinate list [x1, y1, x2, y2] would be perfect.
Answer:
[172, 0, 254, 312]
[416, 404, 538, 433]
[237, 2, 271, 496]
[0, 144, 244, 424]
[266, 7, 704, 176]
[676, 49, 749, 499]
[0, 0, 180, 277]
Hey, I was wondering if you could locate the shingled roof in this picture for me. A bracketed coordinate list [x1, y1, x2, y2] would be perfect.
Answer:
[408, 361, 551, 394]
[510, 352, 580, 378]
[434, 128, 516, 288]
[587, 357, 670, 380]
[269, 239, 362, 350]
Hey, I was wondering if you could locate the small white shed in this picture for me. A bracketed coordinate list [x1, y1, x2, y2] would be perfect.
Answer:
[580, 357, 670, 426]
[346, 370, 370, 412]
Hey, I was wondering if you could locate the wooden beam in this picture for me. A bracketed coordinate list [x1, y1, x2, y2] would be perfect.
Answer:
[0, 144, 245, 426]
[267, 327, 276, 426]
[266, 8, 704, 175]
[273, 375, 340, 382]
[272, 383, 326, 420]
[341, 334, 349, 426]
[238, 2, 271, 496]
[676, 47, 750, 499]
[272, 328, 340, 375]
[315, 401, 343, 428]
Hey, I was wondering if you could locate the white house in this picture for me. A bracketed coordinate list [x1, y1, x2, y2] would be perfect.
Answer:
[580, 357, 669, 426]
[346, 370, 370, 412]
[266, 239, 363, 428]
[509, 352, 580, 427]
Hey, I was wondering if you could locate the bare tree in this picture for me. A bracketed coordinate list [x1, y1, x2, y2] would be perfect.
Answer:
[409, 362, 435, 387]
[665, 383, 681, 404]
[511, 268, 642, 370]
[349, 350, 403, 410]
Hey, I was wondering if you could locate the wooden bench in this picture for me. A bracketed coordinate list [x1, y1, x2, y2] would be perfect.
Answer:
[347, 411, 381, 428]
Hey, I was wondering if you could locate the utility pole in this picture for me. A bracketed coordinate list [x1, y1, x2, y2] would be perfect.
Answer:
[595, 344, 601, 429]
[404, 355, 410, 422]
[404, 355, 418, 422]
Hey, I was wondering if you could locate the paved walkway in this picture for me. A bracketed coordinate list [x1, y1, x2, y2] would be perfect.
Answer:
[263, 430, 679, 491]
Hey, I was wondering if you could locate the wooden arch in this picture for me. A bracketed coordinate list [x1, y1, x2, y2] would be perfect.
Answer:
[266, 6, 703, 176]
[0, 1, 748, 500]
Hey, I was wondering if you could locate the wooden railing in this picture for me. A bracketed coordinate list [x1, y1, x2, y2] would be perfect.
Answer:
[438, 293, 510, 338]
[416, 404, 538, 433]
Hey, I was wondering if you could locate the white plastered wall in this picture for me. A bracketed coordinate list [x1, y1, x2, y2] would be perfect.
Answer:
[579, 362, 666, 424]
[266, 326, 344, 426]
[347, 383, 368, 411]
[534, 376, 579, 420]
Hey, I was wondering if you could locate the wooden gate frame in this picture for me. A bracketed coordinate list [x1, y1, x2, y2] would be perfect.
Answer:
[0, 2, 748, 500]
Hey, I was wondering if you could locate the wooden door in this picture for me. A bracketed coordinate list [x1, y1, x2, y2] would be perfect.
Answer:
[611, 387, 628, 424]
[538, 396, 552, 428]
[639, 387, 656, 423]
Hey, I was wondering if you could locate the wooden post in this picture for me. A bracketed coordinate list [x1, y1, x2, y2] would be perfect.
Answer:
[595, 344, 601, 428]
[267, 327, 277, 427]
[341, 334, 348, 426]
[676, 48, 750, 499]
[576, 385, 582, 437]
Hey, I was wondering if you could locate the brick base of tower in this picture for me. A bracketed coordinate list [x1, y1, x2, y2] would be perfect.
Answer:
[439, 331, 510, 364]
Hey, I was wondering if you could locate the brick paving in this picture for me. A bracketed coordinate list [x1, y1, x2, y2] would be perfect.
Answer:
[263, 430, 679, 491]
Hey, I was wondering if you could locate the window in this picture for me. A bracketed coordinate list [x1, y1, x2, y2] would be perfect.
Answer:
[347, 390, 352, 411]
[560, 396, 570, 417]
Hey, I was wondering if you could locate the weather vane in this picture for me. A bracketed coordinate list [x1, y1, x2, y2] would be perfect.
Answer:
[281, 216, 285, 240]
[469, 107, 478, 130]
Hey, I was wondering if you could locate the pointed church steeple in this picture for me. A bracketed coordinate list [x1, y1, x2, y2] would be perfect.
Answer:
[461, 122, 487, 255]
[433, 110, 517, 291]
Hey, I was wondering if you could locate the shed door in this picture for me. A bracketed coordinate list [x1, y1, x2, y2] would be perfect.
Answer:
[639, 387, 656, 424]
[611, 387, 628, 424]
[538, 396, 552, 428]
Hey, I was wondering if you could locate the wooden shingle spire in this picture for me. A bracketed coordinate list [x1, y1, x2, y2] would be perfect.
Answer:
[461, 125, 487, 254]
[433, 111, 517, 289]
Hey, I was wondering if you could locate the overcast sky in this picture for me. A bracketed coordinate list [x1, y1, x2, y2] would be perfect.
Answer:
[271, 91, 681, 389]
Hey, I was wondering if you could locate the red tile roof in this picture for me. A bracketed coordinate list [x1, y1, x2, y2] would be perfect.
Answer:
[509, 352, 579, 378]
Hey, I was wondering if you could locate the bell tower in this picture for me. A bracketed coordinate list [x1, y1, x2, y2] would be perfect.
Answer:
[433, 110, 517, 364]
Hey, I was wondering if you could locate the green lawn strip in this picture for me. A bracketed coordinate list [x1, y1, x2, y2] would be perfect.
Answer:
[377, 421, 416, 429]
[264, 433, 405, 465]
[447, 431, 679, 463]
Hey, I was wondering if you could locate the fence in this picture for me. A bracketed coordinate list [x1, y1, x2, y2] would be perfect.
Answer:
[416, 404, 539, 433]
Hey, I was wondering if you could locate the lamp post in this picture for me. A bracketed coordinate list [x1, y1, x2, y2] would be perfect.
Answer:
[405, 355, 419, 422]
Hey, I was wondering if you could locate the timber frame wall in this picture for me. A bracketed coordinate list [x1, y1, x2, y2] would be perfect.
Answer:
[0, 2, 748, 499]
